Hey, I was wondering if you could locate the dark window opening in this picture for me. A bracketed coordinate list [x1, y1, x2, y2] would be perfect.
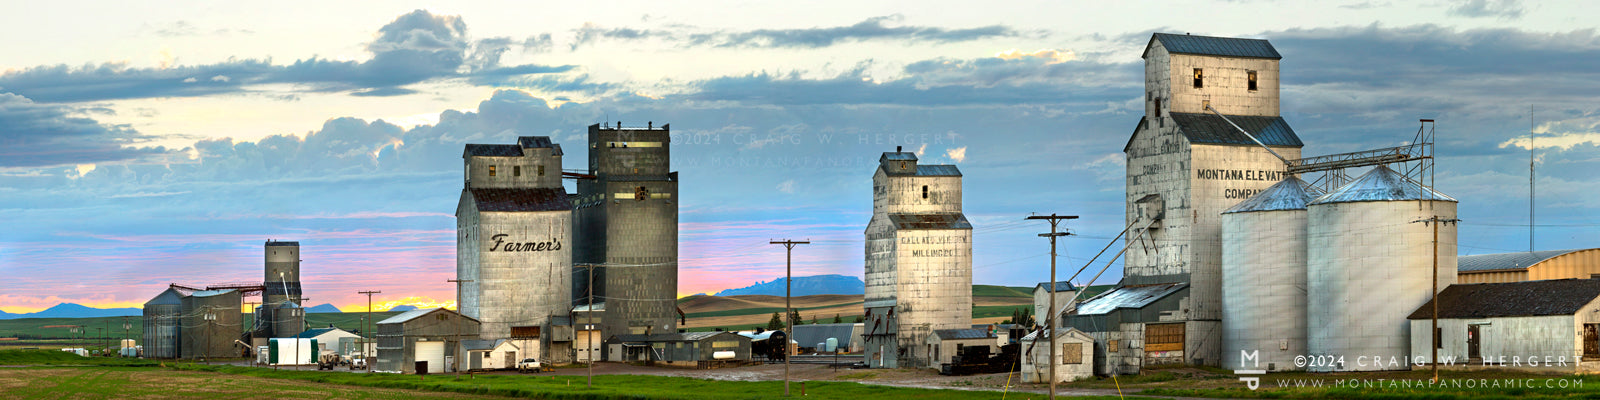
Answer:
[1435, 327, 1442, 349]
[489, 165, 496, 177]
[538, 165, 545, 176]
[1247, 70, 1258, 91]
[922, 185, 929, 199]
[1193, 68, 1204, 89]
[514, 166, 521, 177]
[1154, 98, 1162, 117]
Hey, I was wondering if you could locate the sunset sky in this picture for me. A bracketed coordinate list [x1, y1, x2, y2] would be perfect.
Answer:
[3, 0, 1598, 313]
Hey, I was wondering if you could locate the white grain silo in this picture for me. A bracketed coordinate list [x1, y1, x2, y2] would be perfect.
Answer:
[1306, 165, 1456, 372]
[1221, 177, 1319, 371]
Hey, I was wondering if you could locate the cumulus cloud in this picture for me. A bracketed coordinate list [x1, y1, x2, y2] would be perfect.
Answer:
[0, 10, 572, 102]
[945, 146, 966, 162]
[0, 93, 170, 167]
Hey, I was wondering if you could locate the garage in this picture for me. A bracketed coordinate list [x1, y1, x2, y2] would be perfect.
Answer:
[415, 340, 444, 373]
[374, 308, 480, 373]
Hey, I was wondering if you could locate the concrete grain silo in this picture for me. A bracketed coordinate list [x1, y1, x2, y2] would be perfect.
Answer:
[1306, 165, 1456, 372]
[142, 288, 184, 358]
[1221, 177, 1318, 371]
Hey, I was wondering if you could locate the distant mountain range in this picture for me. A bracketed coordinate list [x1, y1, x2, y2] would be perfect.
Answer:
[0, 303, 141, 320]
[388, 305, 419, 312]
[714, 275, 865, 297]
[306, 304, 342, 313]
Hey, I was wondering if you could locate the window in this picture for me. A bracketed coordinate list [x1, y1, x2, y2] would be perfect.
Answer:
[538, 165, 545, 176]
[922, 185, 929, 199]
[489, 165, 496, 177]
[1062, 343, 1083, 364]
[1435, 327, 1442, 349]
[511, 326, 540, 339]
[1145, 323, 1185, 352]
[513, 166, 521, 177]
[712, 341, 739, 348]
[1193, 68, 1203, 88]
[1154, 98, 1162, 117]
[1247, 70, 1258, 91]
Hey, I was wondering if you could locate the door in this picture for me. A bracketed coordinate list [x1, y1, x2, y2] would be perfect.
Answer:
[505, 352, 516, 369]
[470, 352, 482, 370]
[1467, 325, 1481, 360]
[1584, 324, 1599, 359]
[415, 341, 444, 374]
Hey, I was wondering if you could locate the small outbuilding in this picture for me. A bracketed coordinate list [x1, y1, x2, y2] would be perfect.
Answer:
[463, 339, 520, 371]
[1034, 281, 1078, 323]
[924, 328, 998, 369]
[375, 308, 481, 374]
[790, 323, 863, 354]
[1408, 278, 1600, 373]
[605, 331, 752, 368]
[292, 326, 363, 357]
[1020, 328, 1095, 383]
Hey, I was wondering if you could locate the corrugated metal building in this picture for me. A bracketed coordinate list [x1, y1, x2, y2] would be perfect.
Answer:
[141, 288, 183, 358]
[1458, 249, 1600, 284]
[790, 323, 862, 353]
[1407, 279, 1600, 374]
[604, 331, 751, 368]
[456, 136, 571, 361]
[573, 122, 680, 337]
[180, 289, 243, 359]
[1080, 32, 1305, 374]
[1220, 177, 1319, 371]
[924, 328, 996, 368]
[375, 308, 481, 374]
[863, 147, 973, 368]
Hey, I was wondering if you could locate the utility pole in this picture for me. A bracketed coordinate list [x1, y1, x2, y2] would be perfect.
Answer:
[1027, 213, 1077, 400]
[770, 239, 810, 397]
[123, 317, 131, 355]
[581, 263, 598, 388]
[358, 290, 380, 372]
[447, 279, 473, 376]
[204, 310, 217, 364]
[1413, 215, 1459, 384]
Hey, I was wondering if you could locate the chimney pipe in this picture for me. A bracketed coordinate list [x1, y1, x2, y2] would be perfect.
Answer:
[896, 146, 902, 152]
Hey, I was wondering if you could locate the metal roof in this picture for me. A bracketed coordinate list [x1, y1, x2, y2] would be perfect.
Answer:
[1407, 279, 1600, 319]
[888, 213, 972, 230]
[932, 328, 994, 341]
[145, 288, 184, 306]
[610, 331, 740, 343]
[188, 289, 238, 298]
[915, 165, 962, 176]
[1458, 249, 1595, 272]
[1020, 327, 1091, 341]
[463, 144, 524, 157]
[376, 307, 479, 325]
[737, 331, 782, 341]
[1224, 177, 1322, 214]
[517, 136, 554, 149]
[881, 152, 918, 161]
[462, 339, 515, 351]
[1035, 282, 1078, 293]
[1074, 283, 1187, 316]
[1310, 165, 1457, 205]
[467, 188, 571, 212]
[1170, 113, 1303, 147]
[292, 327, 354, 339]
[265, 241, 299, 246]
[572, 302, 604, 312]
[1150, 33, 1281, 59]
[792, 323, 859, 347]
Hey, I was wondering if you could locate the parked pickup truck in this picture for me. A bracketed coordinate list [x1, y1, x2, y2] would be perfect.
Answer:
[516, 358, 542, 373]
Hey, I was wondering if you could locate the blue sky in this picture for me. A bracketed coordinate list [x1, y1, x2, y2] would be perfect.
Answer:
[1, 0, 1597, 312]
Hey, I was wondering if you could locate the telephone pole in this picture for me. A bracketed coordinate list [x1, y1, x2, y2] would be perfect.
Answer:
[358, 290, 381, 372]
[1413, 215, 1459, 384]
[447, 279, 472, 376]
[580, 263, 599, 388]
[1026, 213, 1077, 400]
[770, 239, 810, 397]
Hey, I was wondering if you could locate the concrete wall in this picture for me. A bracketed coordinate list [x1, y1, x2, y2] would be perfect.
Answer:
[465, 148, 563, 189]
[1308, 200, 1456, 371]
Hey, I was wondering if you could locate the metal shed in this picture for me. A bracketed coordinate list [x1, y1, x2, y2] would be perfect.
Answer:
[790, 323, 862, 354]
[605, 331, 751, 368]
[180, 289, 242, 359]
[142, 288, 183, 358]
[375, 308, 481, 374]
[1407, 279, 1600, 373]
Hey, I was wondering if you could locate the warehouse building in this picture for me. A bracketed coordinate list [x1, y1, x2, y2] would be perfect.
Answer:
[1066, 32, 1304, 373]
[180, 289, 243, 359]
[1020, 328, 1096, 383]
[604, 331, 751, 368]
[375, 308, 481, 374]
[863, 146, 973, 368]
[1407, 279, 1600, 373]
[456, 136, 572, 360]
[924, 328, 996, 368]
[1458, 249, 1600, 284]
[573, 122, 680, 337]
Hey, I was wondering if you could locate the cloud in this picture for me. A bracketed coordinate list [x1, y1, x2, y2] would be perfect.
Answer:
[1447, 0, 1525, 19]
[0, 93, 171, 167]
[0, 10, 572, 102]
[945, 146, 966, 162]
[570, 15, 1024, 50]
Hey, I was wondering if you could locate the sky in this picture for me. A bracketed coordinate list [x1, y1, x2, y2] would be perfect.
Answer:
[2, 0, 1598, 313]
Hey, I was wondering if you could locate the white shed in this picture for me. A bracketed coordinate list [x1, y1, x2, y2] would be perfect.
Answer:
[1033, 282, 1077, 324]
[1408, 279, 1600, 374]
[1021, 328, 1095, 383]
[463, 339, 520, 371]
[292, 327, 363, 357]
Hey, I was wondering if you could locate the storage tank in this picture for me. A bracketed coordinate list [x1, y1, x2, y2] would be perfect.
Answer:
[180, 289, 243, 359]
[272, 303, 305, 338]
[1306, 166, 1456, 372]
[1221, 177, 1319, 371]
[141, 288, 183, 358]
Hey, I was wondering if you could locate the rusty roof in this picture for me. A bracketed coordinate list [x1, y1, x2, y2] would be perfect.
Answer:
[1406, 279, 1600, 319]
[467, 188, 571, 212]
